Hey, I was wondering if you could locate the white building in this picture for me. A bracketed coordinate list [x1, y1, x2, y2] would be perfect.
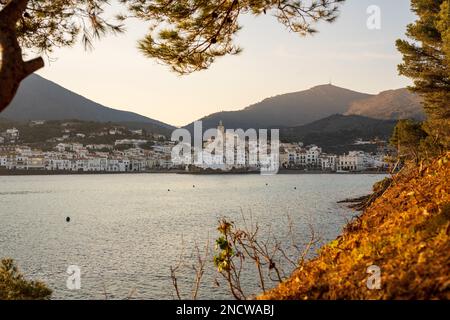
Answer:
[338, 151, 365, 172]
[280, 144, 322, 168]
[85, 158, 108, 172]
[130, 159, 147, 171]
[5, 128, 19, 143]
[320, 154, 337, 171]
[30, 120, 45, 126]
[115, 139, 148, 147]
[146, 157, 159, 169]
[152, 144, 173, 154]
[15, 146, 33, 157]
[0, 155, 7, 167]
[86, 144, 113, 151]
[354, 138, 374, 145]
[6, 155, 26, 170]
[131, 129, 143, 136]
[107, 159, 126, 172]
[46, 158, 72, 171]
[159, 158, 173, 169]
[109, 128, 123, 135]
[285, 149, 299, 166]
[305, 145, 322, 167]
[362, 153, 388, 170]
[25, 157, 46, 170]
[124, 148, 145, 157]
[54, 143, 87, 156]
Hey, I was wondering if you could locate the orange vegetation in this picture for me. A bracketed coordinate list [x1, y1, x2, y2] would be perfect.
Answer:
[260, 153, 450, 299]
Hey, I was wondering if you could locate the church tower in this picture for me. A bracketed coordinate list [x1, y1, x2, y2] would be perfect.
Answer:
[217, 120, 226, 166]
[217, 120, 225, 138]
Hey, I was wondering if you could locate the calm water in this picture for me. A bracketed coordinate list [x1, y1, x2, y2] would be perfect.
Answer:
[0, 173, 383, 299]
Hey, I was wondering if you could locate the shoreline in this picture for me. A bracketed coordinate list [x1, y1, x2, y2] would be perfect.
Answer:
[0, 168, 389, 176]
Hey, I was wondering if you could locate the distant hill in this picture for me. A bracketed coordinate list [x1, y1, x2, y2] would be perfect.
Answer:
[281, 114, 397, 153]
[346, 88, 425, 120]
[185, 85, 425, 133]
[1, 74, 175, 135]
[185, 84, 372, 131]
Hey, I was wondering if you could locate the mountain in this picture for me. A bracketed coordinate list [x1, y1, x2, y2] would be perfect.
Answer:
[185, 84, 372, 131]
[281, 114, 397, 153]
[1, 74, 175, 135]
[345, 88, 425, 120]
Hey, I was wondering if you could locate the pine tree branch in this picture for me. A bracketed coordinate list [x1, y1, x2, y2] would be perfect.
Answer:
[23, 56, 44, 77]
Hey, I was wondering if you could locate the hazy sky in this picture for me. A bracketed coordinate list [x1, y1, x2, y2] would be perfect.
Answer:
[36, 0, 416, 127]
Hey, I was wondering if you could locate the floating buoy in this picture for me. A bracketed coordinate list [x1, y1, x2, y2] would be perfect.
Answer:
[193, 185, 195, 188]
[294, 187, 297, 190]
[66, 217, 71, 223]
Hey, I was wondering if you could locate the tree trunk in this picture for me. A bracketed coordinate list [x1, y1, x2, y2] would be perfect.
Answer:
[0, 0, 44, 113]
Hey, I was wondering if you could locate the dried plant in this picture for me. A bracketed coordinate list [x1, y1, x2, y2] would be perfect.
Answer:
[170, 212, 321, 300]
[170, 236, 210, 300]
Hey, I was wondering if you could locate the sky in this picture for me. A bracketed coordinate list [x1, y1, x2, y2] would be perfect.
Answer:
[36, 0, 416, 127]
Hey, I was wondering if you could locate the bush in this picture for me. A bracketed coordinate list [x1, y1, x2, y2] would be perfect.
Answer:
[0, 258, 52, 300]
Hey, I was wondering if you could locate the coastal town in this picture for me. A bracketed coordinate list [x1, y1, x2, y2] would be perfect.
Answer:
[0, 121, 391, 174]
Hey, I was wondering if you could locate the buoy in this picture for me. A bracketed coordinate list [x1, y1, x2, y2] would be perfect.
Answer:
[66, 217, 71, 222]
[294, 187, 297, 190]
[193, 185, 195, 188]
[168, 189, 171, 192]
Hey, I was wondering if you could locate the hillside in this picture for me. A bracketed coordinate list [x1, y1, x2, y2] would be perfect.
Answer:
[280, 114, 397, 153]
[346, 88, 425, 120]
[1, 74, 174, 135]
[185, 85, 424, 134]
[0, 119, 163, 151]
[260, 154, 450, 299]
[185, 84, 372, 131]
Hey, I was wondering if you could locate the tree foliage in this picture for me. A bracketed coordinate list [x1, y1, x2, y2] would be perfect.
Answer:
[122, 0, 345, 74]
[390, 119, 427, 162]
[2, 0, 124, 52]
[0, 0, 345, 113]
[0, 0, 126, 113]
[0, 258, 52, 300]
[396, 0, 450, 152]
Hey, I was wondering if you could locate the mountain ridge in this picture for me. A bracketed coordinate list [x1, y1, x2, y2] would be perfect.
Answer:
[345, 88, 425, 120]
[185, 84, 373, 131]
[2, 74, 175, 134]
[184, 85, 424, 132]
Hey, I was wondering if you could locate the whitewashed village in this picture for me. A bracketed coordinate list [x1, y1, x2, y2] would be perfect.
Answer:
[0, 121, 390, 174]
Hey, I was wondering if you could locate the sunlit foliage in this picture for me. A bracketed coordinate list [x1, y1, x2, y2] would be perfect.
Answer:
[121, 0, 345, 74]
[260, 153, 450, 300]
[396, 0, 450, 152]
[0, 258, 52, 300]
